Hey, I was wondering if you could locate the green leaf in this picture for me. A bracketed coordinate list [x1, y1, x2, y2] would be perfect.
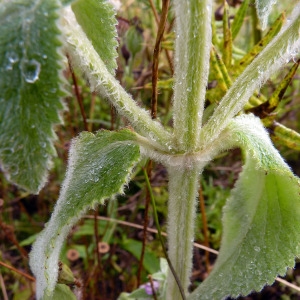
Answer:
[269, 121, 300, 151]
[172, 0, 212, 151]
[201, 7, 300, 146]
[63, 7, 172, 150]
[122, 238, 160, 274]
[231, 0, 250, 40]
[71, 0, 118, 74]
[255, 0, 277, 30]
[189, 114, 300, 299]
[0, 0, 65, 193]
[236, 13, 285, 74]
[44, 284, 77, 300]
[29, 129, 140, 299]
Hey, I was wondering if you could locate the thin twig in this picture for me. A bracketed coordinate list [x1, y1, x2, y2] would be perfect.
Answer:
[110, 104, 116, 130]
[67, 55, 89, 131]
[0, 272, 8, 300]
[0, 221, 28, 259]
[148, 274, 158, 300]
[83, 215, 300, 294]
[198, 185, 211, 273]
[84, 215, 218, 253]
[88, 92, 96, 132]
[275, 277, 300, 293]
[148, 0, 159, 24]
[143, 168, 186, 300]
[0, 261, 35, 282]
[151, 0, 171, 119]
[94, 209, 103, 278]
[137, 160, 153, 286]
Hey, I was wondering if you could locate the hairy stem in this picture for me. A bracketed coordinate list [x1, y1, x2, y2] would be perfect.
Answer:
[166, 166, 201, 298]
[201, 6, 300, 146]
[172, 0, 212, 151]
[62, 7, 173, 151]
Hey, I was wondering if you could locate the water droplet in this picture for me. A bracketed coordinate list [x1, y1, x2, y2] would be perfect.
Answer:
[42, 54, 48, 59]
[8, 52, 19, 64]
[254, 246, 261, 252]
[10, 165, 19, 176]
[5, 64, 13, 71]
[21, 59, 41, 83]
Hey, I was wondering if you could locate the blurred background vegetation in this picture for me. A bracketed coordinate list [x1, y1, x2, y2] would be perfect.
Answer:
[1, 0, 300, 299]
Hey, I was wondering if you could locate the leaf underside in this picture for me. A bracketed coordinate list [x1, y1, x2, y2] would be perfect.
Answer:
[71, 0, 118, 74]
[29, 129, 140, 299]
[189, 115, 300, 300]
[0, 0, 65, 193]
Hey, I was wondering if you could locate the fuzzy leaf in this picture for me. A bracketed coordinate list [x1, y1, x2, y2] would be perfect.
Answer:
[201, 6, 300, 146]
[0, 0, 65, 193]
[71, 0, 118, 74]
[189, 114, 300, 299]
[255, 0, 277, 30]
[44, 284, 77, 300]
[29, 129, 140, 299]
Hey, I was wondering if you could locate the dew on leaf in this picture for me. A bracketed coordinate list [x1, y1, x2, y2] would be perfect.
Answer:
[254, 246, 261, 252]
[21, 59, 41, 83]
[8, 52, 19, 64]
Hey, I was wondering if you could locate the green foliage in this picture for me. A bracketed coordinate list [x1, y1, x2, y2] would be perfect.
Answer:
[0, 0, 65, 192]
[122, 238, 160, 274]
[125, 26, 144, 59]
[1, 1, 300, 300]
[255, 0, 278, 29]
[71, 0, 118, 74]
[44, 284, 77, 300]
[231, 0, 250, 40]
[29, 129, 140, 298]
[189, 115, 300, 299]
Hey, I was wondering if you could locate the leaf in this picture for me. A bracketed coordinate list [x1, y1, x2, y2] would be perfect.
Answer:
[269, 121, 300, 151]
[255, 0, 277, 30]
[29, 129, 140, 299]
[236, 13, 285, 73]
[63, 7, 172, 149]
[231, 0, 250, 40]
[201, 6, 300, 146]
[44, 284, 77, 300]
[172, 0, 212, 151]
[0, 0, 65, 193]
[189, 114, 300, 299]
[122, 238, 160, 274]
[71, 0, 118, 74]
[222, 1, 232, 67]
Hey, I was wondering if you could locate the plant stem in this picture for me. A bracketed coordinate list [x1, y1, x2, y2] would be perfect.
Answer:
[172, 0, 212, 151]
[137, 160, 152, 286]
[166, 166, 200, 299]
[201, 8, 300, 146]
[151, 0, 170, 119]
[143, 167, 186, 300]
[63, 7, 173, 151]
[198, 185, 211, 273]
